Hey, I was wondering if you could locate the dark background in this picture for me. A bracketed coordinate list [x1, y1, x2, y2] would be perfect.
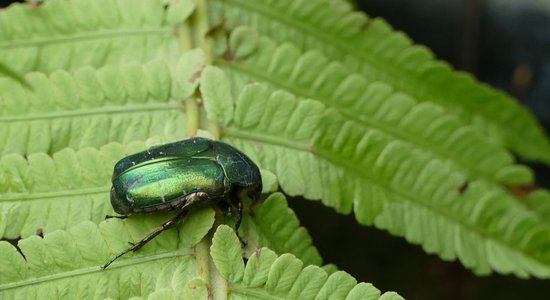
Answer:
[1, 0, 549, 299]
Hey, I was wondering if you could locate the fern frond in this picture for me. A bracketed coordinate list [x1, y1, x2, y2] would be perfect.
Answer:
[208, 0, 550, 164]
[527, 190, 550, 225]
[0, 209, 214, 298]
[0, 196, 330, 298]
[0, 62, 30, 88]
[0, 50, 206, 155]
[202, 79, 550, 278]
[0, 142, 150, 239]
[244, 193, 322, 266]
[0, 0, 194, 74]
[212, 224, 403, 299]
[216, 32, 532, 185]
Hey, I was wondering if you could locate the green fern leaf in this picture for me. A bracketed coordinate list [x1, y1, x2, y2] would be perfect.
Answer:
[0, 210, 214, 298]
[0, 63, 31, 89]
[211, 225, 245, 282]
[200, 66, 234, 125]
[242, 247, 278, 287]
[244, 193, 322, 266]
[208, 0, 550, 164]
[287, 265, 328, 299]
[0, 141, 154, 239]
[525, 190, 550, 228]
[0, 0, 194, 74]
[216, 32, 532, 185]
[1, 0, 549, 294]
[182, 278, 210, 299]
[0, 146, 320, 262]
[0, 49, 208, 155]
[202, 79, 550, 278]
[212, 224, 402, 299]
[0, 196, 343, 299]
[265, 253, 303, 294]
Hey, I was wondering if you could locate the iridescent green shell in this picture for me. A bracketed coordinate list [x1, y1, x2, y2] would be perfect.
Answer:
[110, 137, 262, 215]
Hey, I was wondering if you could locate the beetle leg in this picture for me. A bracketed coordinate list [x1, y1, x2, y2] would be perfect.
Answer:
[233, 199, 246, 246]
[105, 215, 128, 219]
[235, 199, 243, 233]
[101, 210, 189, 269]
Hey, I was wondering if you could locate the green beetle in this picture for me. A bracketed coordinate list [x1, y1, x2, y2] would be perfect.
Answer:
[102, 137, 262, 269]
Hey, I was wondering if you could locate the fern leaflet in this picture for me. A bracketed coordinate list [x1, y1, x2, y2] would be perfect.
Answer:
[201, 75, 550, 278]
[0, 0, 194, 74]
[0, 195, 332, 298]
[216, 30, 532, 186]
[212, 224, 403, 299]
[0, 50, 207, 155]
[208, 0, 550, 164]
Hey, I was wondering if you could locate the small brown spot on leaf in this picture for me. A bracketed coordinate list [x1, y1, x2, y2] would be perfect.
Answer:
[360, 20, 372, 31]
[458, 181, 469, 194]
[205, 19, 226, 38]
[223, 50, 234, 62]
[172, 26, 180, 37]
[190, 67, 204, 83]
[507, 184, 538, 198]
[254, 249, 262, 258]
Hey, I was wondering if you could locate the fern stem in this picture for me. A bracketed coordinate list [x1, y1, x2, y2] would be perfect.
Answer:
[185, 98, 200, 136]
[192, 0, 222, 137]
[207, 122, 221, 139]
[194, 239, 231, 298]
[194, 240, 211, 281]
[192, 0, 213, 64]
